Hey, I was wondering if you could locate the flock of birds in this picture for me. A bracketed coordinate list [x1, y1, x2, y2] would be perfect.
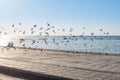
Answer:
[0, 22, 110, 53]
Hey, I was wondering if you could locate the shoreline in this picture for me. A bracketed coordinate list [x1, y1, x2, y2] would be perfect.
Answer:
[1, 46, 120, 56]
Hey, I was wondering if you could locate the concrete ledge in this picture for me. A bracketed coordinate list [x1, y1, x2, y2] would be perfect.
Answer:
[0, 65, 73, 80]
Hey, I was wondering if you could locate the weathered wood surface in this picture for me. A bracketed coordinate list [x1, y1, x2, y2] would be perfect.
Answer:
[0, 48, 120, 80]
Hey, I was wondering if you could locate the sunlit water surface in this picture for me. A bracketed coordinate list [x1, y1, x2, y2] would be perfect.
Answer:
[0, 36, 120, 54]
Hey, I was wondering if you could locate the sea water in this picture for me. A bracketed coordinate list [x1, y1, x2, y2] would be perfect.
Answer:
[0, 36, 120, 54]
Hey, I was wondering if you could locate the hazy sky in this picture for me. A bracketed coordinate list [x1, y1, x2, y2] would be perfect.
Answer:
[0, 0, 120, 35]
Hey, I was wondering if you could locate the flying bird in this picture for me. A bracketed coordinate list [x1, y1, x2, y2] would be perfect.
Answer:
[12, 24, 15, 27]
[23, 31, 25, 35]
[13, 30, 16, 33]
[4, 32, 7, 35]
[99, 29, 103, 32]
[47, 23, 50, 26]
[33, 25, 37, 28]
[44, 38, 48, 45]
[51, 26, 54, 28]
[69, 28, 73, 32]
[82, 27, 86, 29]
[52, 38, 55, 43]
[19, 23, 22, 25]
[53, 30, 56, 34]
[0, 31, 2, 34]
[31, 28, 33, 31]
[106, 32, 109, 35]
[39, 27, 43, 30]
[44, 32, 49, 36]
[62, 29, 65, 32]
[91, 33, 94, 36]
[45, 28, 50, 31]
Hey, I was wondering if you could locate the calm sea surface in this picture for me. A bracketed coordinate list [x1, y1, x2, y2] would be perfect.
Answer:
[0, 36, 120, 54]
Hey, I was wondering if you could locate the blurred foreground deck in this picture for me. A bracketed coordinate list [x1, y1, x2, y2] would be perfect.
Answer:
[0, 47, 120, 80]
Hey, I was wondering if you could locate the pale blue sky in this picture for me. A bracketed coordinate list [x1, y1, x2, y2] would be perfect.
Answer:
[0, 0, 120, 35]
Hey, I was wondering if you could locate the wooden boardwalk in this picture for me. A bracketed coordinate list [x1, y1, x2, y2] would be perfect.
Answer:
[0, 48, 120, 80]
